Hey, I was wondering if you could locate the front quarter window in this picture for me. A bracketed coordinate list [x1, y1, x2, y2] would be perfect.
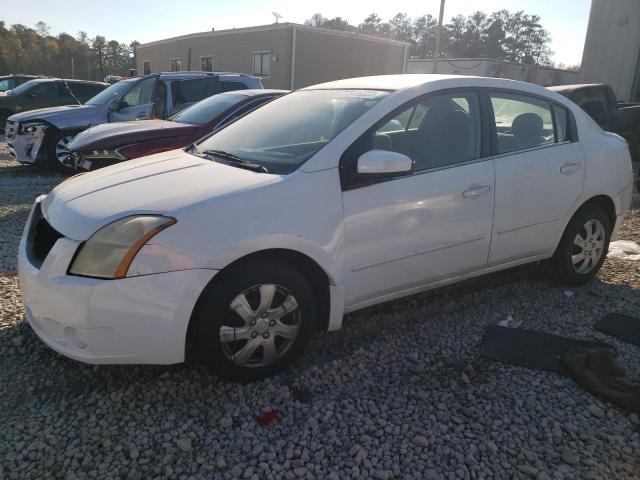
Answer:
[193, 89, 389, 174]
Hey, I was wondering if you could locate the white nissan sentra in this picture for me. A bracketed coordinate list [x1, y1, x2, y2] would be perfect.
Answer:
[18, 75, 634, 380]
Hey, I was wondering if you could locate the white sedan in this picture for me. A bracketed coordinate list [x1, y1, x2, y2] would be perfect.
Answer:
[18, 75, 634, 381]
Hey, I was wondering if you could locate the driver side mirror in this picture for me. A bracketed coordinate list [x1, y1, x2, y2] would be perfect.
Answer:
[108, 99, 120, 112]
[357, 150, 413, 175]
[25, 91, 36, 98]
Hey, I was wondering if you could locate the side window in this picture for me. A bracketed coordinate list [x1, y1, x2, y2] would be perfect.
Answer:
[369, 91, 481, 172]
[172, 78, 207, 105]
[56, 83, 75, 101]
[220, 80, 248, 93]
[122, 77, 156, 108]
[143, 61, 151, 75]
[33, 83, 58, 98]
[491, 93, 554, 154]
[552, 104, 570, 142]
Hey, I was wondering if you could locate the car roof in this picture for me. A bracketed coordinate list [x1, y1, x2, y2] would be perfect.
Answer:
[23, 78, 108, 86]
[219, 89, 288, 97]
[548, 83, 605, 92]
[302, 74, 484, 91]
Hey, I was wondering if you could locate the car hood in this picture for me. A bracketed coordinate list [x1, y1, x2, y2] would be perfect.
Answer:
[69, 120, 199, 151]
[9, 104, 98, 126]
[42, 150, 281, 240]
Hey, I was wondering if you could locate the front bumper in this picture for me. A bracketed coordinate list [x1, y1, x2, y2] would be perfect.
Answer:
[8, 128, 46, 164]
[18, 198, 218, 364]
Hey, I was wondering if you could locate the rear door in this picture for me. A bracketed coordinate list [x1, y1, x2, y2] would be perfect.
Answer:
[489, 91, 584, 263]
[110, 76, 157, 122]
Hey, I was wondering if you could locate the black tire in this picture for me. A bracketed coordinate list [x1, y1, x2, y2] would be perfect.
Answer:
[552, 205, 611, 285]
[41, 130, 76, 173]
[191, 259, 316, 381]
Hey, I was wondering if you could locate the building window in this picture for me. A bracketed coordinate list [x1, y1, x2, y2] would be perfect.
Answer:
[143, 61, 151, 75]
[252, 51, 271, 77]
[170, 58, 181, 72]
[201, 56, 213, 72]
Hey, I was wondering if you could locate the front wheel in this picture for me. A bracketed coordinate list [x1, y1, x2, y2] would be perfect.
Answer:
[552, 206, 611, 285]
[191, 259, 316, 381]
[41, 131, 77, 173]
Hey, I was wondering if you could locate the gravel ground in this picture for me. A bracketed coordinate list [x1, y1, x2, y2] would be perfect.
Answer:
[1, 136, 639, 480]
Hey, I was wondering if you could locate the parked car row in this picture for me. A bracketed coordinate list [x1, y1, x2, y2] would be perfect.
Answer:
[16, 74, 634, 381]
[5, 71, 263, 170]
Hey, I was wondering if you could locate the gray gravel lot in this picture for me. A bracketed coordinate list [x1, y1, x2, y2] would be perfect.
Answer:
[1, 136, 639, 480]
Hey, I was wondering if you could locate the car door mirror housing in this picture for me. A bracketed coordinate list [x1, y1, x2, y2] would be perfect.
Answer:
[357, 150, 413, 175]
[109, 99, 120, 112]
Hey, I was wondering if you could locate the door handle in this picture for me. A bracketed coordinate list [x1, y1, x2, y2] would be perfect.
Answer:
[462, 185, 492, 198]
[560, 162, 581, 174]
[136, 112, 146, 119]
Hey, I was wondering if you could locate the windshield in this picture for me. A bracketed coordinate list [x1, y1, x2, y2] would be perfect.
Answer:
[171, 93, 248, 125]
[85, 78, 136, 105]
[194, 89, 389, 174]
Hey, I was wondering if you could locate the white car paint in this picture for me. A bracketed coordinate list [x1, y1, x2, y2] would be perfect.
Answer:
[18, 74, 634, 365]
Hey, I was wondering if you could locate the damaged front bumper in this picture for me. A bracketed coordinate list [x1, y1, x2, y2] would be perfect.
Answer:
[8, 124, 48, 164]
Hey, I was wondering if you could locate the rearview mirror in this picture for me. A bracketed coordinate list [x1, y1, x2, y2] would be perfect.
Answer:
[357, 150, 413, 175]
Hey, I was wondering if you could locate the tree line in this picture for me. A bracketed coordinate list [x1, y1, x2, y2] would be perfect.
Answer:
[0, 21, 139, 80]
[306, 10, 557, 66]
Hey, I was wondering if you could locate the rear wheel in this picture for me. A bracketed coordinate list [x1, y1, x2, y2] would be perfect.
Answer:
[552, 206, 611, 285]
[191, 259, 315, 381]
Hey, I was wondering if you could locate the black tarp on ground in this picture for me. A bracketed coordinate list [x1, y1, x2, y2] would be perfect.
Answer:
[594, 313, 640, 347]
[481, 325, 640, 412]
[480, 325, 615, 373]
[562, 347, 640, 412]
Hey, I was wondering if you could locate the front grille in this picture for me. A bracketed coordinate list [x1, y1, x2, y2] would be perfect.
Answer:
[27, 204, 63, 267]
[5, 121, 17, 140]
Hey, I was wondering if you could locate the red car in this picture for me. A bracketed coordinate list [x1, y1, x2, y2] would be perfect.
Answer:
[68, 89, 287, 171]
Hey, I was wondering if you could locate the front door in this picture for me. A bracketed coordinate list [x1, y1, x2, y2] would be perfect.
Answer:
[488, 91, 585, 263]
[341, 90, 495, 307]
[110, 76, 157, 122]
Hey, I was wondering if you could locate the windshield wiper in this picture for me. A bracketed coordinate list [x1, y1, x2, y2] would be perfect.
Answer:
[200, 149, 269, 173]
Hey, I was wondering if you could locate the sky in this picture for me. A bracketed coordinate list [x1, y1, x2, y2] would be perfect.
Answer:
[1, 0, 592, 65]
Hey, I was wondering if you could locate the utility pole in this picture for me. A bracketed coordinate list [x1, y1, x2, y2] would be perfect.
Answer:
[432, 0, 446, 74]
[71, 57, 75, 79]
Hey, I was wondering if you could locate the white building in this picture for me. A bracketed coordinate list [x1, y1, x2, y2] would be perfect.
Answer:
[580, 0, 640, 102]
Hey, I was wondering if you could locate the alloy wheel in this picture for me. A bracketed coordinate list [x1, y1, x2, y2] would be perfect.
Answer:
[571, 219, 606, 274]
[219, 284, 301, 368]
[55, 135, 75, 168]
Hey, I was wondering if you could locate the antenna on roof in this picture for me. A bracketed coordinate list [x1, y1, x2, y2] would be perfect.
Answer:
[272, 12, 283, 23]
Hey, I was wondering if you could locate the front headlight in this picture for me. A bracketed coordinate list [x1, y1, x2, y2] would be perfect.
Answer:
[69, 215, 176, 279]
[22, 121, 48, 134]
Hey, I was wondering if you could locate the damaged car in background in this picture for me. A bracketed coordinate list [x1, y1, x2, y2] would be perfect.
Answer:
[68, 89, 287, 171]
[0, 77, 106, 129]
[6, 72, 263, 171]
